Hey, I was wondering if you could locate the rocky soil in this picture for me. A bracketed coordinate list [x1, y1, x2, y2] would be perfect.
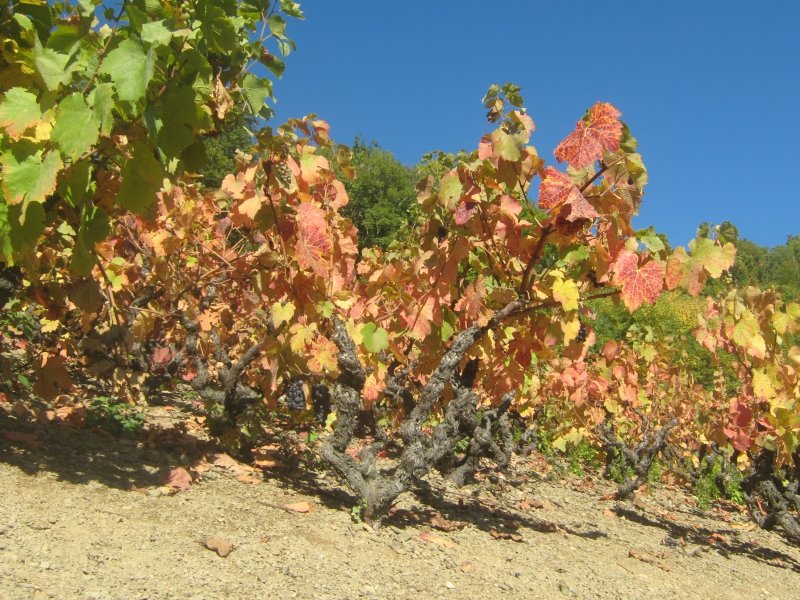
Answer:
[3, 404, 800, 600]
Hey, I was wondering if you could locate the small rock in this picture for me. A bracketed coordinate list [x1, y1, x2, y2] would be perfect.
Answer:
[445, 581, 455, 589]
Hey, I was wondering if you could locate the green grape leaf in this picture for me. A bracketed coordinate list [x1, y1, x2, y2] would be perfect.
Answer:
[0, 88, 42, 138]
[100, 39, 153, 105]
[51, 93, 100, 160]
[71, 206, 110, 275]
[158, 86, 199, 158]
[240, 73, 272, 115]
[89, 83, 115, 136]
[118, 142, 163, 215]
[33, 45, 72, 90]
[1, 149, 62, 209]
[0, 203, 14, 262]
[1, 202, 45, 259]
[141, 20, 173, 47]
[361, 322, 389, 354]
[201, 6, 237, 54]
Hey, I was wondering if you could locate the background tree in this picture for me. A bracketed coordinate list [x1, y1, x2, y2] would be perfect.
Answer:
[339, 138, 417, 249]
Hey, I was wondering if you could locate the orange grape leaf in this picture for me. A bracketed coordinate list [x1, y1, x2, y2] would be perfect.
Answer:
[307, 336, 339, 375]
[665, 238, 736, 296]
[538, 167, 598, 221]
[733, 308, 766, 359]
[554, 102, 622, 169]
[612, 250, 664, 312]
[294, 202, 331, 277]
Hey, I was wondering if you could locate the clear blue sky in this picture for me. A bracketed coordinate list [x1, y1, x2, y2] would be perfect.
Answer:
[270, 1, 799, 248]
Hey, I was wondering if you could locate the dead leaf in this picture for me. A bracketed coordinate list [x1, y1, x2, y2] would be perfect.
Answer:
[283, 501, 313, 513]
[706, 532, 726, 545]
[628, 549, 671, 571]
[602, 509, 616, 519]
[236, 475, 262, 485]
[212, 453, 255, 476]
[430, 513, 467, 532]
[203, 537, 234, 557]
[2, 430, 38, 443]
[163, 467, 193, 490]
[490, 529, 525, 542]
[419, 531, 455, 549]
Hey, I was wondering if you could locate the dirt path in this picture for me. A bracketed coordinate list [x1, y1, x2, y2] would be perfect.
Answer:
[3, 409, 800, 600]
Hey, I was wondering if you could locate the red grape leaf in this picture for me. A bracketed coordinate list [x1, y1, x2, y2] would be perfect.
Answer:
[554, 102, 623, 169]
[294, 202, 331, 278]
[538, 167, 598, 221]
[612, 250, 664, 312]
[163, 466, 193, 490]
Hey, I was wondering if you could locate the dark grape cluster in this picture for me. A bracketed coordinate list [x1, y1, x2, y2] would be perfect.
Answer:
[587, 270, 600, 288]
[312, 383, 331, 424]
[273, 161, 293, 188]
[576, 321, 588, 343]
[283, 378, 306, 411]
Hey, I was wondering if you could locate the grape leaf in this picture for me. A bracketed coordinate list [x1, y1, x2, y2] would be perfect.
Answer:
[552, 277, 579, 312]
[89, 83, 115, 136]
[438, 172, 462, 211]
[361, 322, 389, 354]
[1, 149, 62, 209]
[537, 167, 598, 221]
[0, 88, 42, 138]
[665, 238, 736, 296]
[733, 308, 766, 359]
[118, 142, 163, 215]
[51, 93, 100, 160]
[294, 202, 331, 278]
[554, 102, 622, 169]
[241, 73, 272, 115]
[612, 250, 664, 312]
[33, 46, 73, 91]
[307, 337, 338, 375]
[490, 129, 522, 161]
[141, 20, 173, 47]
[100, 39, 153, 105]
[270, 301, 296, 329]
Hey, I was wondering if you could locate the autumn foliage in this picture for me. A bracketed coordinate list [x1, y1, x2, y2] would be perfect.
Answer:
[1, 2, 799, 539]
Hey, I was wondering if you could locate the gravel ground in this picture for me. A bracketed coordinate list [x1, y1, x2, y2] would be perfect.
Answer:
[3, 409, 800, 600]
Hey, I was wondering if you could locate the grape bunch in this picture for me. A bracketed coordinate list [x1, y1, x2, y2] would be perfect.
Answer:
[283, 379, 306, 411]
[587, 270, 600, 288]
[273, 161, 293, 188]
[312, 383, 331, 424]
[576, 321, 588, 343]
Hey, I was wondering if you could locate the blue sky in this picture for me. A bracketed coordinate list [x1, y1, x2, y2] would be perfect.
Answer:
[270, 1, 799, 248]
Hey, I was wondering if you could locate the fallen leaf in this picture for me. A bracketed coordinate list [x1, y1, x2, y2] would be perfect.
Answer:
[203, 537, 235, 557]
[2, 430, 38, 443]
[602, 509, 616, 519]
[419, 531, 455, 549]
[163, 467, 193, 490]
[236, 475, 262, 485]
[430, 513, 467, 532]
[706, 532, 726, 545]
[490, 529, 525, 542]
[283, 501, 313, 513]
[628, 549, 671, 571]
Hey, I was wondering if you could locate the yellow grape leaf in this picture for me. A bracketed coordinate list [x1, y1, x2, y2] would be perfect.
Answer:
[552, 277, 579, 312]
[561, 313, 580, 345]
[270, 301, 295, 329]
[752, 368, 775, 399]
[733, 308, 766, 359]
[40, 318, 61, 333]
[307, 337, 338, 375]
[289, 322, 317, 354]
